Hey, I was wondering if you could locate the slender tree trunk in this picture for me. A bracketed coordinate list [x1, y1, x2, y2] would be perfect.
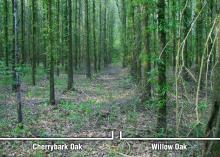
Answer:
[195, 0, 203, 70]
[56, 0, 60, 76]
[142, 3, 151, 100]
[136, 6, 142, 83]
[21, 0, 25, 64]
[93, 0, 97, 73]
[122, 0, 127, 68]
[130, 1, 137, 80]
[183, 0, 190, 79]
[98, 0, 102, 71]
[42, 2, 47, 69]
[67, 0, 74, 90]
[103, 0, 108, 68]
[74, 0, 78, 70]
[13, 0, 23, 124]
[12, 0, 16, 91]
[78, 0, 82, 69]
[157, 0, 167, 132]
[208, 0, 215, 69]
[85, 0, 91, 78]
[4, 0, 9, 67]
[32, 0, 36, 86]
[107, 8, 114, 64]
[64, 0, 68, 72]
[48, 0, 55, 105]
[172, 0, 176, 72]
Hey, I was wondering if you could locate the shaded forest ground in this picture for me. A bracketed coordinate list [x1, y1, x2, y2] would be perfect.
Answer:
[0, 64, 211, 156]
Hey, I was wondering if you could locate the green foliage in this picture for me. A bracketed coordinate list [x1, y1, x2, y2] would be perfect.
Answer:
[126, 111, 138, 124]
[108, 106, 118, 123]
[60, 100, 103, 130]
[198, 101, 208, 112]
[147, 69, 158, 84]
[190, 122, 205, 137]
[11, 125, 32, 137]
[0, 121, 9, 136]
[0, 61, 12, 86]
[143, 98, 158, 109]
[154, 128, 166, 138]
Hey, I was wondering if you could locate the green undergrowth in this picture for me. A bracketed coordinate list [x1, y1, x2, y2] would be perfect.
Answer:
[59, 100, 118, 131]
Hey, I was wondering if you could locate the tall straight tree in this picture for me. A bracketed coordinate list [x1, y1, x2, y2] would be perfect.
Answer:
[121, 0, 127, 67]
[13, 0, 22, 124]
[130, 1, 137, 80]
[63, 0, 68, 71]
[56, 0, 62, 76]
[157, 0, 167, 131]
[98, 0, 102, 71]
[48, 0, 55, 105]
[93, 0, 97, 73]
[32, 0, 37, 85]
[78, 0, 82, 69]
[74, 0, 78, 70]
[85, 0, 91, 78]
[183, 0, 190, 78]
[195, 0, 203, 69]
[135, 6, 142, 83]
[4, 0, 9, 66]
[142, 2, 152, 100]
[107, 7, 114, 64]
[67, 0, 73, 90]
[56, 0, 60, 76]
[172, 0, 176, 72]
[21, 0, 25, 64]
[103, 0, 108, 68]
[12, 0, 16, 91]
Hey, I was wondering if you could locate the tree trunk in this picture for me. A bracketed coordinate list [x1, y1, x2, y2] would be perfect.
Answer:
[4, 0, 9, 67]
[48, 0, 55, 105]
[98, 0, 102, 71]
[183, 0, 190, 79]
[74, 0, 78, 70]
[122, 0, 127, 68]
[195, 0, 203, 70]
[67, 0, 74, 90]
[157, 0, 167, 132]
[172, 0, 176, 72]
[142, 3, 151, 100]
[21, 0, 25, 64]
[103, 0, 108, 68]
[32, 0, 36, 86]
[13, 0, 23, 124]
[130, 1, 137, 80]
[56, 0, 60, 76]
[78, 0, 82, 69]
[136, 6, 142, 83]
[85, 0, 91, 78]
[93, 0, 97, 73]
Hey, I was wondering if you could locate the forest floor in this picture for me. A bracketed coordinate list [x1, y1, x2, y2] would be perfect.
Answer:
[0, 64, 210, 156]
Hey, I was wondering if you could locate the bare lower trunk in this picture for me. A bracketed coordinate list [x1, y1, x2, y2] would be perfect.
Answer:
[13, 0, 23, 124]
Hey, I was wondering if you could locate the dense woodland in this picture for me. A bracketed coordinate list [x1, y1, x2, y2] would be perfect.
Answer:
[0, 0, 220, 156]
